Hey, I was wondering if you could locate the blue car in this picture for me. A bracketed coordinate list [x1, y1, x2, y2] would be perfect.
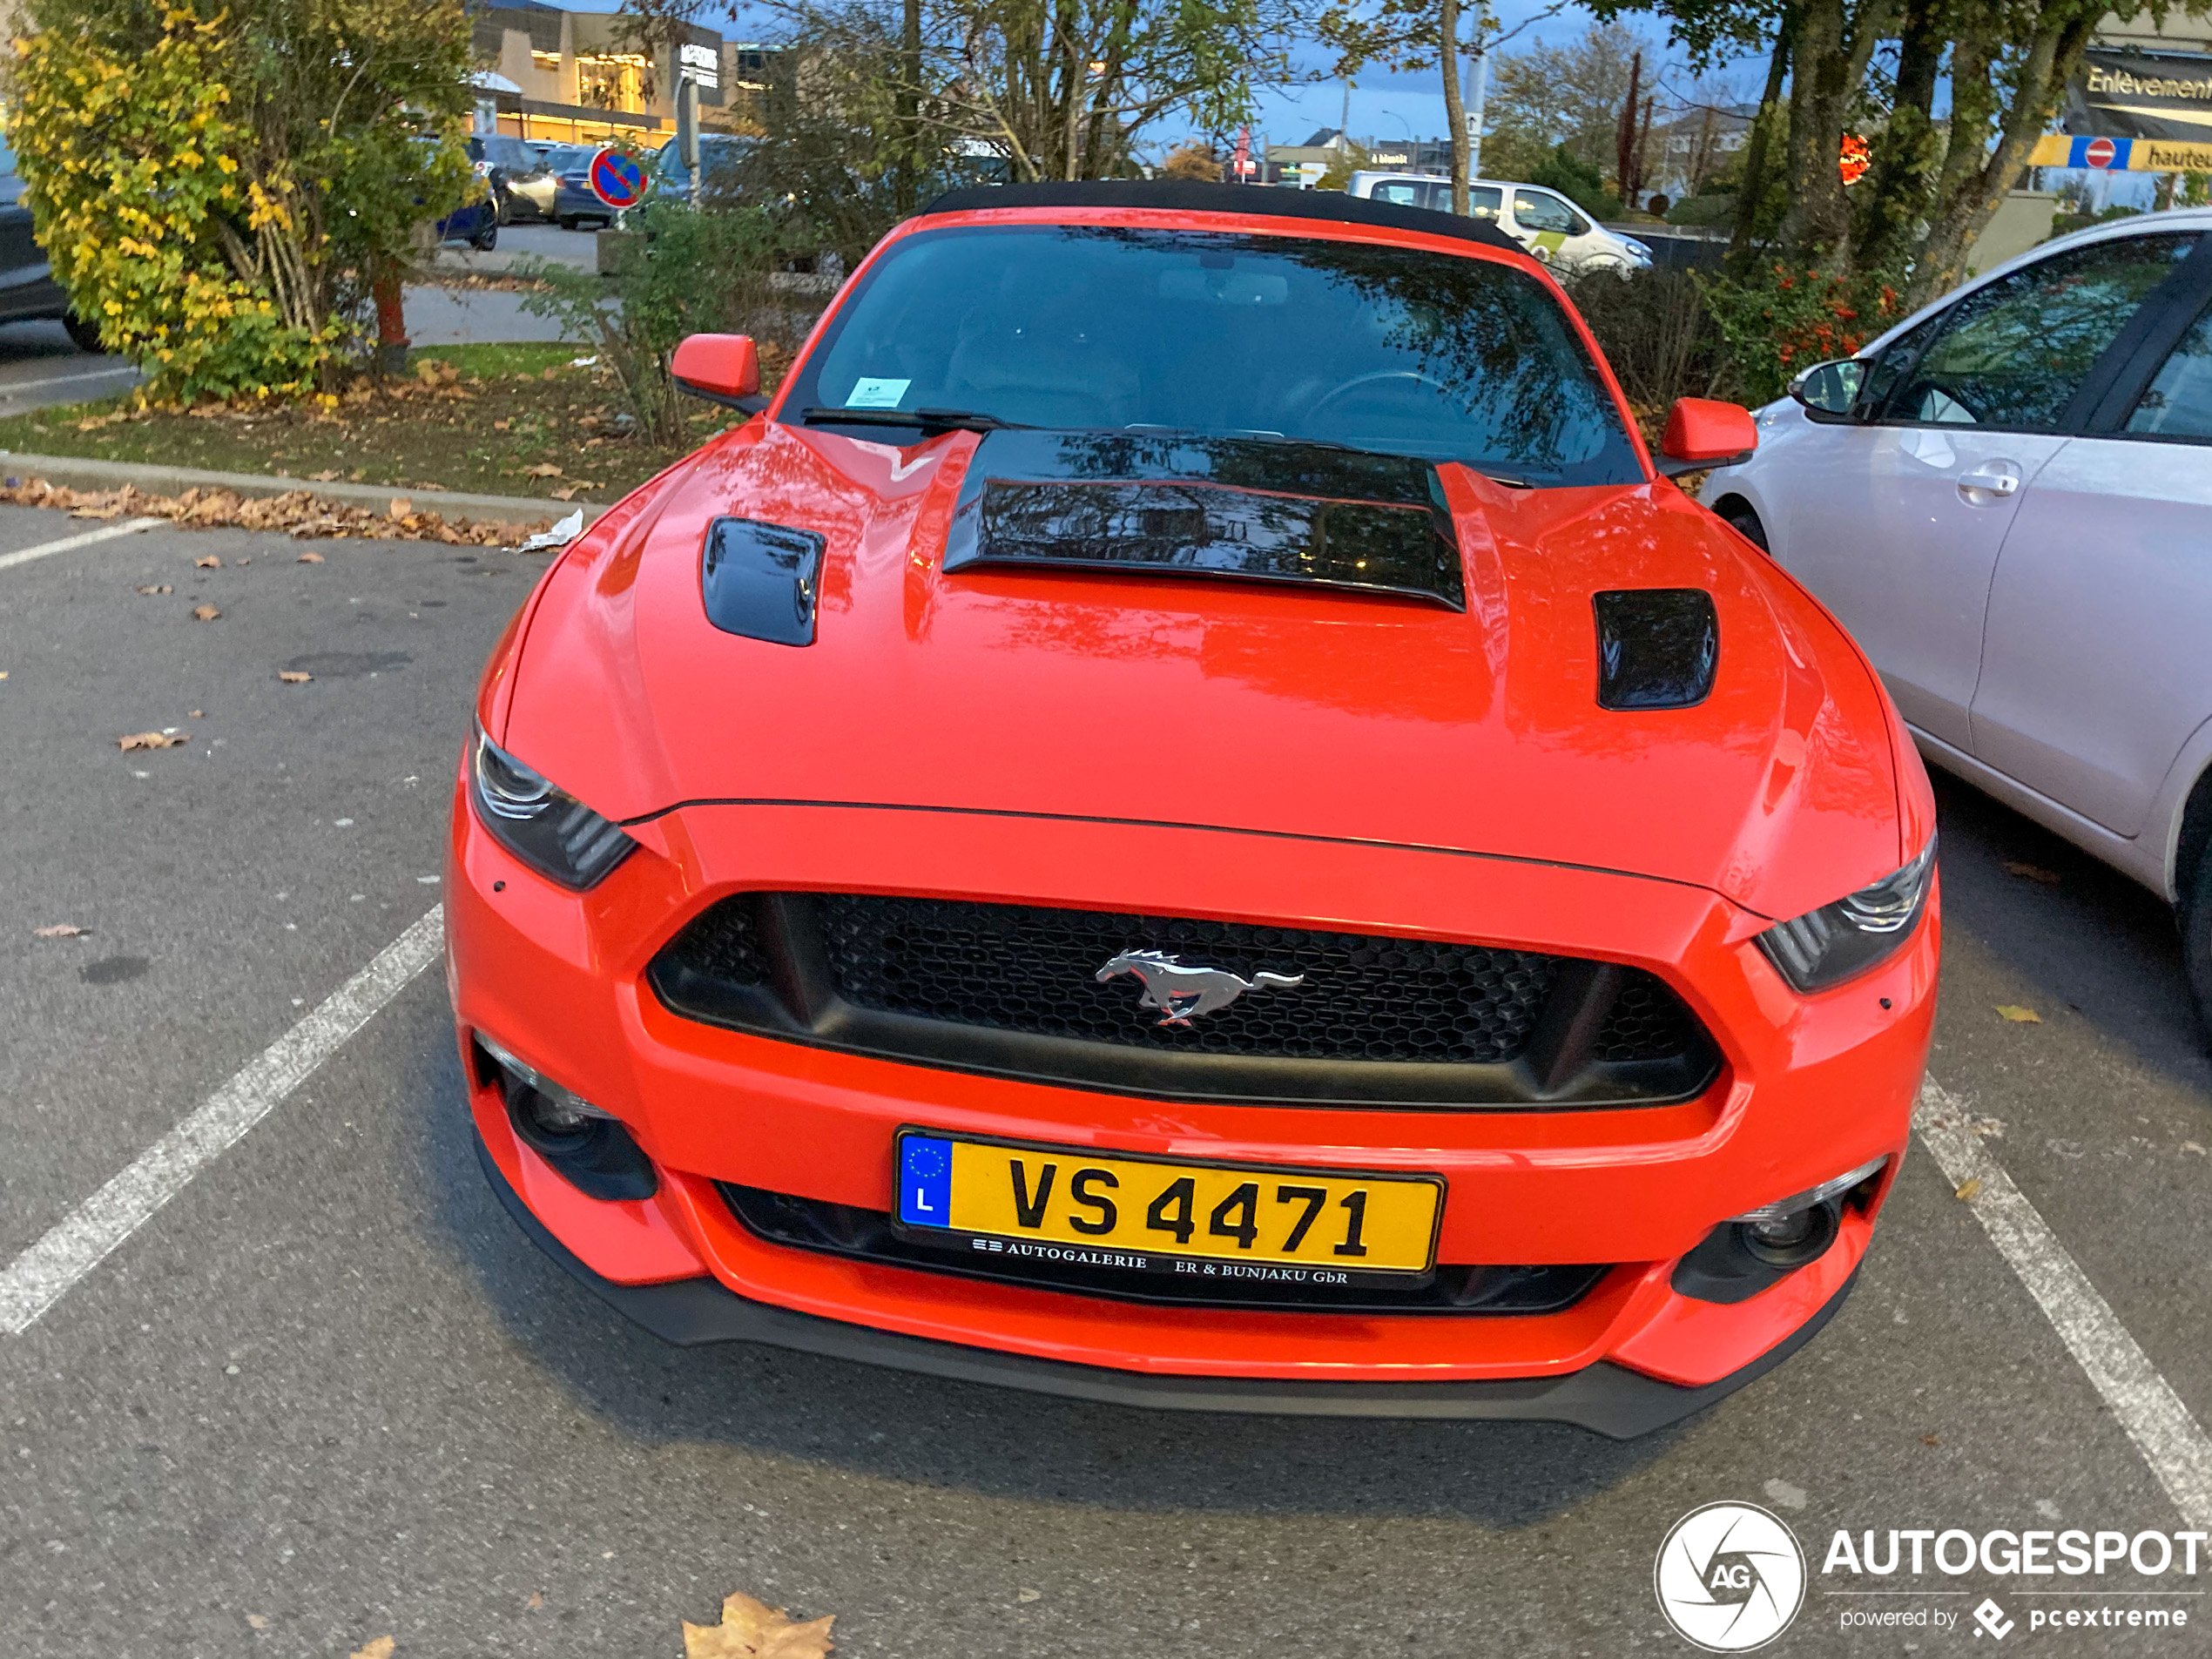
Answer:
[410, 135, 499, 250]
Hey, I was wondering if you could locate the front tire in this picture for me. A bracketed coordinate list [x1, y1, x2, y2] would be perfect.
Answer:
[1716, 499, 1770, 552]
[472, 219, 499, 253]
[61, 311, 103, 354]
[2183, 824, 2212, 1045]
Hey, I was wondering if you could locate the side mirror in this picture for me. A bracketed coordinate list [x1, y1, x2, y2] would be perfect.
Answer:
[1656, 397, 1757, 477]
[1787, 358, 1865, 422]
[671, 333, 765, 412]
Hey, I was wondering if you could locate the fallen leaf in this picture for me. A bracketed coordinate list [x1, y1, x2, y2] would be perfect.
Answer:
[195, 555, 221, 569]
[136, 583, 172, 595]
[1920, 1433, 1942, 1447]
[551, 486, 578, 501]
[349, 1640, 395, 1659]
[388, 496, 412, 520]
[683, 1591, 835, 1659]
[492, 419, 511, 432]
[189, 709, 204, 718]
[2003, 860, 2061, 885]
[525, 462, 563, 478]
[191, 604, 221, 621]
[1994, 1004, 2041, 1023]
[1016, 1588, 1042, 1603]
[307, 469, 341, 482]
[1952, 1177, 1982, 1202]
[279, 670, 312, 684]
[2182, 1142, 2207, 1157]
[33, 923, 88, 938]
[118, 731, 185, 750]
[296, 550, 324, 563]
[246, 1613, 269, 1629]
[524, 1592, 545, 1611]
[542, 366, 559, 381]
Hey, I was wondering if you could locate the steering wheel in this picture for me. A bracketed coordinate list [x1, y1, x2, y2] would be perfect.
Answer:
[1304, 369, 1453, 423]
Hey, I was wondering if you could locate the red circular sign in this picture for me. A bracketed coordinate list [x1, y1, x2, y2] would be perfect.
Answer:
[2086, 137, 2117, 170]
[587, 147, 649, 209]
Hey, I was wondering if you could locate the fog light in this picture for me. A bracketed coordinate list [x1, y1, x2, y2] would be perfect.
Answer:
[475, 1032, 612, 1128]
[1737, 1201, 1840, 1267]
[472, 1032, 659, 1203]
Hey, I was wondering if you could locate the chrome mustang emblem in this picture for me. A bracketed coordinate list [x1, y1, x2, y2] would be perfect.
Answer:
[1095, 949, 1305, 1028]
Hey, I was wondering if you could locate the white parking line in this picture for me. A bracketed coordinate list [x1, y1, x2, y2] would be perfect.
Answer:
[0, 516, 164, 572]
[1916, 1077, 2212, 1530]
[0, 906, 443, 1335]
[0, 365, 141, 399]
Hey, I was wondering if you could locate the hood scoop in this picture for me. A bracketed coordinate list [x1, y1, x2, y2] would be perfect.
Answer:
[941, 430, 1466, 610]
[702, 516, 826, 646]
[1593, 589, 1719, 710]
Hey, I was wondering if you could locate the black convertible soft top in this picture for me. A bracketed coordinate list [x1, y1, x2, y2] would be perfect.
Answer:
[916, 179, 1524, 256]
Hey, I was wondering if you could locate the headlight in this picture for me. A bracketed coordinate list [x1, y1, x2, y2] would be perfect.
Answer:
[1622, 238, 1650, 259]
[469, 727, 638, 890]
[1756, 837, 1936, 993]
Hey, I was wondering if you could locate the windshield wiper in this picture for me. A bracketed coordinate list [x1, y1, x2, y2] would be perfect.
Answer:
[1124, 424, 1540, 487]
[800, 406, 1025, 434]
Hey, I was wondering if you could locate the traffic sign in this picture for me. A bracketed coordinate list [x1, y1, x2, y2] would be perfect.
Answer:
[588, 147, 649, 210]
[2085, 135, 2118, 169]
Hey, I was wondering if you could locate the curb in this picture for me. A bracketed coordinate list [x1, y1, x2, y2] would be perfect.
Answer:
[0, 451, 604, 524]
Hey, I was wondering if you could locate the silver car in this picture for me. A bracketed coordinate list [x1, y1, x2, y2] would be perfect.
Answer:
[1701, 210, 2212, 1026]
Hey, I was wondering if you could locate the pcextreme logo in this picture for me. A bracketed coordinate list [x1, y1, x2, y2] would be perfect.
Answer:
[1656, 1502, 1809, 1652]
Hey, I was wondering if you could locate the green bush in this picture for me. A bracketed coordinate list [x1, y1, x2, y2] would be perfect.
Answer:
[519, 203, 786, 443]
[1564, 266, 1740, 427]
[7, 0, 472, 402]
[1697, 261, 1907, 406]
[1531, 145, 1620, 219]
[1666, 192, 1737, 228]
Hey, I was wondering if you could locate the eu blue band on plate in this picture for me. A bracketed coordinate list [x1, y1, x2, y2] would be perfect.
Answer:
[899, 1135, 954, 1228]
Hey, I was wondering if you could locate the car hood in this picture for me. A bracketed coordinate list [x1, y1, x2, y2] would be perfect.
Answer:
[499, 422, 1912, 922]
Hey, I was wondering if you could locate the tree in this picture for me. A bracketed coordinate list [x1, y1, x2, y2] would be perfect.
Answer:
[1483, 22, 1656, 187]
[10, 0, 474, 399]
[770, 0, 1305, 182]
[1317, 0, 1569, 215]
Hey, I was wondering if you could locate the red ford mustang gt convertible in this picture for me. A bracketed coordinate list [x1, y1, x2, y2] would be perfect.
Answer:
[447, 181, 1938, 1437]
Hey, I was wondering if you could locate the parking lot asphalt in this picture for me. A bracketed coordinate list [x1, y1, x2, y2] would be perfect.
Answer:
[2, 506, 2209, 1657]
[0, 320, 139, 415]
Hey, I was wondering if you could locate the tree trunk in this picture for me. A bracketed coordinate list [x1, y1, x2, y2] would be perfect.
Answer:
[894, 0, 921, 213]
[1854, 0, 1942, 270]
[1616, 50, 1642, 204]
[1777, 0, 1852, 262]
[1911, 10, 2098, 304]
[1728, 8, 1795, 268]
[1440, 0, 1469, 214]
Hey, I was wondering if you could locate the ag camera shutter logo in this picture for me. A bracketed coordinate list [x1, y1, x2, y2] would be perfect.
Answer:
[1655, 1501, 1807, 1651]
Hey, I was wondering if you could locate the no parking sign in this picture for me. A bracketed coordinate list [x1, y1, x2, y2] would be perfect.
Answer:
[587, 147, 649, 211]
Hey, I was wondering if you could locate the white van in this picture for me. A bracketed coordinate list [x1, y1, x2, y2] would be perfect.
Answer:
[1345, 172, 1651, 274]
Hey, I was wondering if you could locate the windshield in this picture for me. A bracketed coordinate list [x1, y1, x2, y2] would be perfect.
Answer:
[779, 225, 1640, 485]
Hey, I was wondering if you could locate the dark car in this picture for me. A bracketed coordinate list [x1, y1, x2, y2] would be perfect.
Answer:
[650, 133, 754, 202]
[468, 133, 557, 225]
[549, 144, 622, 230]
[0, 135, 101, 351]
[412, 135, 499, 251]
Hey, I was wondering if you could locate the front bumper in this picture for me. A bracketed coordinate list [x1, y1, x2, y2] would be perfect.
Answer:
[448, 785, 1936, 1422]
[476, 1125, 1862, 1437]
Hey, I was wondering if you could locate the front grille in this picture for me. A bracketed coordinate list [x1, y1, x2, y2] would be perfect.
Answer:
[818, 894, 1557, 1064]
[721, 1184, 1611, 1315]
[648, 894, 1720, 1109]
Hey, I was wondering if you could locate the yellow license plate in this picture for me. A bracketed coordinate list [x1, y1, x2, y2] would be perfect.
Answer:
[894, 1131, 1442, 1277]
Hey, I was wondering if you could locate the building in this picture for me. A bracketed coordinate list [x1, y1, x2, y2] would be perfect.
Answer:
[1262, 128, 1453, 189]
[1646, 103, 1756, 199]
[469, 2, 783, 146]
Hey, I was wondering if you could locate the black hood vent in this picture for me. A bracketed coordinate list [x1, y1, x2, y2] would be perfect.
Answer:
[1593, 589, 1718, 710]
[941, 430, 1467, 610]
[701, 517, 826, 646]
